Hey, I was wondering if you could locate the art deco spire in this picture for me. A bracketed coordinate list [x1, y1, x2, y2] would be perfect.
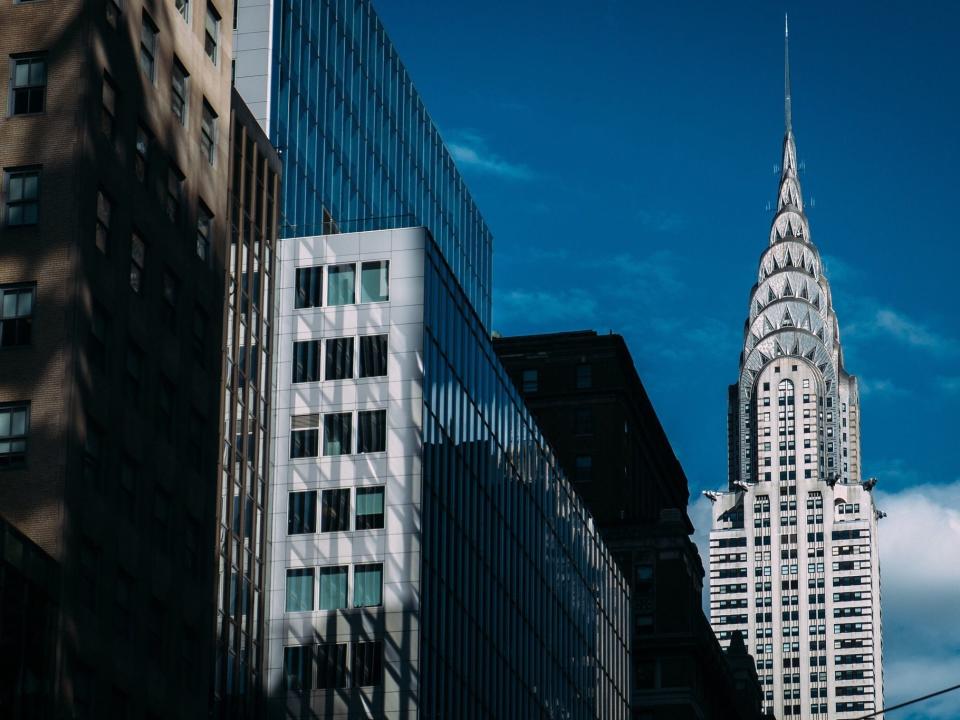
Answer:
[785, 14, 792, 133]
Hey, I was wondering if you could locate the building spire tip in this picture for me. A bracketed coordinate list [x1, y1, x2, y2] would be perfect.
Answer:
[784, 14, 793, 133]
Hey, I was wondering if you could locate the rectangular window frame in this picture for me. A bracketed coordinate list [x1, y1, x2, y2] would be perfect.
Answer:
[0, 283, 35, 348]
[9, 54, 46, 116]
[4, 167, 40, 227]
[0, 402, 30, 468]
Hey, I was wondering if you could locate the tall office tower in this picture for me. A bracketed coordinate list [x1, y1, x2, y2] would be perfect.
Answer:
[233, 0, 494, 328]
[0, 0, 234, 717]
[212, 88, 282, 716]
[494, 331, 769, 720]
[269, 227, 630, 718]
[706, 22, 883, 720]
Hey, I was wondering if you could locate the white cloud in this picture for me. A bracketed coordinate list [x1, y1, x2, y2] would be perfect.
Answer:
[873, 308, 951, 351]
[689, 493, 715, 615]
[447, 131, 534, 180]
[492, 288, 597, 329]
[843, 302, 957, 356]
[876, 480, 960, 715]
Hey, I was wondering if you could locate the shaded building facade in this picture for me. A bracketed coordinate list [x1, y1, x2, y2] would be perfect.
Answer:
[494, 331, 768, 720]
[0, 0, 234, 716]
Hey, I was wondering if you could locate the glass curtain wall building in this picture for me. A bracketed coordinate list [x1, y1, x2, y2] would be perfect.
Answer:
[269, 227, 630, 718]
[233, 0, 494, 328]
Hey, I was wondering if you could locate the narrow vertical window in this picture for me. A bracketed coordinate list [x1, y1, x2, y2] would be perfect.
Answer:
[353, 564, 383, 608]
[323, 413, 352, 456]
[294, 266, 322, 309]
[576, 363, 592, 389]
[124, 343, 143, 402]
[101, 73, 117, 138]
[317, 566, 348, 610]
[0, 285, 34, 348]
[95, 189, 111, 253]
[5, 168, 40, 226]
[175, 0, 190, 22]
[196, 202, 213, 262]
[200, 100, 217, 165]
[359, 260, 389, 302]
[129, 232, 146, 293]
[521, 369, 538, 393]
[324, 337, 354, 380]
[327, 264, 355, 306]
[321, 488, 350, 532]
[166, 166, 184, 223]
[355, 487, 384, 530]
[106, 0, 121, 27]
[162, 270, 179, 328]
[134, 125, 150, 184]
[358, 334, 388, 378]
[171, 59, 188, 126]
[357, 410, 386, 453]
[204, 4, 221, 65]
[0, 404, 29, 467]
[139, 13, 158, 82]
[87, 303, 109, 372]
[287, 490, 317, 535]
[285, 568, 314, 612]
[10, 55, 46, 115]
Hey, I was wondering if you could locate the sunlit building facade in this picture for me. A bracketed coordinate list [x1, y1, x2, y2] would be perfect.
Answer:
[268, 227, 630, 718]
[234, 0, 493, 328]
[706, 23, 884, 720]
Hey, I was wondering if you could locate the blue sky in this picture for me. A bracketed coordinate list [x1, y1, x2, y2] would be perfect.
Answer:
[376, 1, 960, 717]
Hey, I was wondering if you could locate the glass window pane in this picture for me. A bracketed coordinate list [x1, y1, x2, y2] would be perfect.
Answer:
[360, 261, 389, 302]
[295, 266, 322, 308]
[321, 488, 350, 532]
[324, 337, 354, 380]
[283, 646, 312, 691]
[358, 410, 386, 453]
[354, 564, 382, 607]
[327, 264, 355, 306]
[323, 413, 351, 456]
[316, 643, 347, 689]
[285, 568, 314, 612]
[288, 491, 317, 534]
[292, 340, 320, 383]
[318, 566, 347, 610]
[358, 335, 388, 378]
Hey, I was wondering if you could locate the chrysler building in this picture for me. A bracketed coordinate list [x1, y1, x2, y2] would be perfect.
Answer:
[706, 19, 884, 720]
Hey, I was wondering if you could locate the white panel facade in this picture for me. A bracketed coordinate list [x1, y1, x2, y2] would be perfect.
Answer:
[267, 228, 427, 717]
[232, 0, 274, 132]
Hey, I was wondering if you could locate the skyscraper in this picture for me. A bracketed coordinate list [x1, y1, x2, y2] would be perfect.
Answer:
[706, 20, 884, 720]
[233, 0, 493, 328]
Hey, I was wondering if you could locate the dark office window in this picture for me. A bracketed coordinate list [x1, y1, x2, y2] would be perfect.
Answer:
[292, 340, 320, 383]
[352, 642, 382, 687]
[358, 410, 386, 453]
[140, 13, 158, 81]
[200, 100, 217, 165]
[129, 232, 146, 292]
[88, 303, 109, 371]
[521, 369, 538, 393]
[192, 306, 207, 361]
[171, 59, 188, 126]
[575, 455, 592, 483]
[5, 168, 40, 226]
[204, 3, 221, 64]
[167, 166, 185, 224]
[323, 413, 352, 455]
[324, 337, 354, 380]
[10, 55, 46, 115]
[360, 260, 389, 302]
[327, 264, 355, 306]
[101, 73, 117, 138]
[574, 407, 593, 435]
[355, 487, 385, 530]
[175, 0, 190, 22]
[290, 413, 319, 458]
[288, 491, 317, 535]
[295, 266, 322, 308]
[0, 284, 33, 347]
[359, 334, 388, 377]
[283, 645, 312, 692]
[135, 125, 151, 183]
[0, 403, 29, 468]
[196, 202, 213, 262]
[316, 643, 347, 689]
[576, 363, 592, 389]
[125, 343, 144, 402]
[95, 189, 111, 253]
[321, 488, 350, 532]
[162, 270, 179, 327]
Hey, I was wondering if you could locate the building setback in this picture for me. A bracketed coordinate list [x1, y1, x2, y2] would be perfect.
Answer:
[0, 0, 235, 717]
[233, 0, 494, 328]
[705, 21, 884, 720]
[268, 228, 630, 718]
[494, 331, 769, 720]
